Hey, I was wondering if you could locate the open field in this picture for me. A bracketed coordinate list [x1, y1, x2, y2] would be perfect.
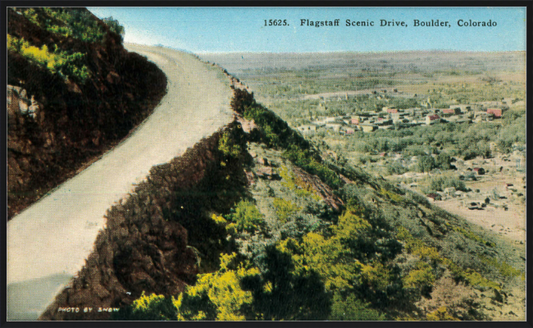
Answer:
[201, 51, 525, 101]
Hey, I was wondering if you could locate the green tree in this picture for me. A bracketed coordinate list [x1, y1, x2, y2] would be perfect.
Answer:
[436, 152, 452, 170]
[330, 293, 386, 320]
[103, 16, 125, 40]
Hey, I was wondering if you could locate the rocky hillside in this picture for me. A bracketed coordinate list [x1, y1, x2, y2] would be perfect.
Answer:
[39, 73, 524, 320]
[7, 8, 167, 219]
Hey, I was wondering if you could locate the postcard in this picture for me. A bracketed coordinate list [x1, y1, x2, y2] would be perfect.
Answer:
[6, 5, 527, 321]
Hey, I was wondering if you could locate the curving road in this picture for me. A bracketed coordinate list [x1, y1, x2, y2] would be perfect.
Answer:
[7, 44, 234, 320]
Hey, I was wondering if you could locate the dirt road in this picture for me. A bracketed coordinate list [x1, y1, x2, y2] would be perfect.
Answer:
[7, 44, 234, 320]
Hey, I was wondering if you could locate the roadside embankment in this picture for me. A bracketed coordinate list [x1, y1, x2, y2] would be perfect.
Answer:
[7, 45, 234, 320]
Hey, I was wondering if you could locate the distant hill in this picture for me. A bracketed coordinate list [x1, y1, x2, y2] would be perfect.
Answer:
[200, 51, 525, 76]
[7, 8, 167, 218]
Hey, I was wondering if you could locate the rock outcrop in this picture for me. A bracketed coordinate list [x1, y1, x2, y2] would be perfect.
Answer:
[7, 8, 167, 219]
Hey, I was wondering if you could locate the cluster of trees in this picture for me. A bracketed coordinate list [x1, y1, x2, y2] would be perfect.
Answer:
[255, 73, 399, 99]
[423, 175, 467, 194]
[427, 82, 524, 105]
[102, 16, 125, 40]
[416, 153, 453, 173]
[338, 111, 525, 175]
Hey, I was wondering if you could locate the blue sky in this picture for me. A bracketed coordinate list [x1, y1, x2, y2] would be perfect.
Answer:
[88, 7, 526, 53]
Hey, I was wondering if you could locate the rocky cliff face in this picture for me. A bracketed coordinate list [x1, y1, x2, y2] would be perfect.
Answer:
[7, 8, 167, 219]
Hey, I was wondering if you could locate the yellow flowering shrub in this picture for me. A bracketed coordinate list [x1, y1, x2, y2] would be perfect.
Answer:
[276, 209, 373, 291]
[403, 261, 435, 289]
[360, 262, 391, 291]
[272, 198, 301, 223]
[426, 306, 459, 321]
[279, 166, 321, 200]
[8, 34, 89, 82]
[174, 253, 260, 321]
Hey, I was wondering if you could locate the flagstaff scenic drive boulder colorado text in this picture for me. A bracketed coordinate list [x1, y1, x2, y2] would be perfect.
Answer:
[262, 18, 497, 28]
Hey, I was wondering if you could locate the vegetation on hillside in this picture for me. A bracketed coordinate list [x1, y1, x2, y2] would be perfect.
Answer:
[336, 114, 525, 162]
[109, 89, 524, 321]
[9, 8, 124, 83]
[7, 8, 166, 219]
[40, 126, 250, 320]
[8, 34, 90, 82]
[14, 8, 122, 43]
[231, 88, 342, 189]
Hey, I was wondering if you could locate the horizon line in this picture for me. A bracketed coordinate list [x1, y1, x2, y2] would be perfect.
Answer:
[123, 44, 524, 55]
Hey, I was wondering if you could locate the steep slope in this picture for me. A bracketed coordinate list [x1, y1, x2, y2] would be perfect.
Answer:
[7, 8, 166, 219]
[37, 77, 524, 321]
[7, 45, 233, 320]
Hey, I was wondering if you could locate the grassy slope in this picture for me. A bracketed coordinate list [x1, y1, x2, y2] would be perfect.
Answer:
[103, 86, 524, 321]
[230, 90, 525, 320]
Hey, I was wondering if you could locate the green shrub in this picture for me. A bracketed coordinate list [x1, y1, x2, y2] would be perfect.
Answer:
[112, 292, 177, 320]
[403, 261, 435, 296]
[463, 270, 500, 290]
[283, 146, 341, 189]
[426, 175, 467, 192]
[380, 187, 405, 204]
[454, 226, 494, 247]
[386, 161, 408, 175]
[436, 152, 452, 170]
[360, 261, 392, 291]
[278, 166, 321, 200]
[426, 306, 459, 321]
[102, 16, 125, 40]
[478, 255, 522, 278]
[175, 253, 259, 320]
[330, 293, 386, 320]
[417, 155, 436, 172]
[273, 198, 301, 223]
[218, 129, 242, 160]
[225, 200, 264, 234]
